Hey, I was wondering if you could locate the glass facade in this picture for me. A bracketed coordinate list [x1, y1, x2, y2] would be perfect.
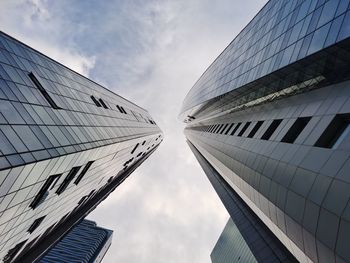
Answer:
[182, 1, 350, 262]
[0, 31, 162, 262]
[40, 219, 113, 263]
[211, 218, 256, 263]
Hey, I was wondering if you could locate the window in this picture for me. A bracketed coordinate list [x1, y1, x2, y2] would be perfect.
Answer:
[142, 140, 146, 145]
[231, 123, 241, 135]
[220, 124, 229, 134]
[282, 117, 311, 143]
[28, 72, 60, 109]
[131, 143, 139, 154]
[116, 105, 123, 113]
[78, 196, 87, 205]
[247, 121, 264, 138]
[225, 123, 234, 135]
[91, 95, 102, 107]
[216, 124, 224, 133]
[3, 239, 28, 263]
[238, 122, 251, 136]
[74, 161, 94, 185]
[98, 98, 108, 109]
[261, 119, 282, 140]
[107, 176, 114, 183]
[27, 216, 45, 233]
[56, 166, 81, 195]
[120, 106, 127, 114]
[30, 174, 62, 209]
[315, 114, 350, 149]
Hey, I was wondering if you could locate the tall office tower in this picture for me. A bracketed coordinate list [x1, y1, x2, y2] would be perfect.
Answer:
[181, 0, 350, 262]
[0, 31, 162, 263]
[40, 219, 113, 263]
[211, 218, 256, 263]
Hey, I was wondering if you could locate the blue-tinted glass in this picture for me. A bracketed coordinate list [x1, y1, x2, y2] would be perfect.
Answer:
[307, 6, 323, 34]
[288, 21, 303, 46]
[317, 0, 339, 27]
[0, 101, 25, 124]
[335, 0, 350, 16]
[298, 33, 313, 59]
[12, 126, 43, 151]
[307, 23, 331, 55]
[324, 14, 344, 47]
[337, 11, 350, 41]
[0, 126, 27, 152]
[297, 0, 312, 22]
[299, 14, 313, 38]
[0, 130, 16, 155]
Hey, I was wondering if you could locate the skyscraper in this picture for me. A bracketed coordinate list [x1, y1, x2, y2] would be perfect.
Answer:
[0, 31, 162, 262]
[210, 218, 256, 263]
[40, 219, 113, 263]
[181, 0, 350, 262]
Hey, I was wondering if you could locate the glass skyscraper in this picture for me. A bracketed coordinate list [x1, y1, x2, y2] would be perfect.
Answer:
[211, 218, 256, 263]
[0, 31, 162, 262]
[181, 0, 350, 262]
[40, 219, 113, 263]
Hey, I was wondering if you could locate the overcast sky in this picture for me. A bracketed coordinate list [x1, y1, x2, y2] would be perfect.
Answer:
[0, 0, 266, 262]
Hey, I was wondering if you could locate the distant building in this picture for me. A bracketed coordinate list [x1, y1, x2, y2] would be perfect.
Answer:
[211, 218, 256, 263]
[181, 0, 350, 262]
[40, 220, 112, 263]
[0, 31, 162, 262]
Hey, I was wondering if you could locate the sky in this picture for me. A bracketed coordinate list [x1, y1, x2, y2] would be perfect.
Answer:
[0, 0, 266, 262]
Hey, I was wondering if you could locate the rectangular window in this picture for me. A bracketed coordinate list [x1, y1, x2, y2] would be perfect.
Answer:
[238, 122, 251, 136]
[247, 121, 264, 138]
[91, 95, 102, 107]
[231, 123, 241, 135]
[121, 106, 127, 114]
[261, 119, 282, 140]
[28, 72, 60, 109]
[30, 174, 61, 209]
[131, 143, 139, 154]
[27, 216, 46, 233]
[98, 98, 108, 109]
[116, 105, 124, 113]
[281, 117, 311, 143]
[225, 123, 235, 135]
[74, 161, 94, 185]
[315, 114, 350, 149]
[213, 125, 220, 133]
[217, 124, 224, 133]
[220, 124, 229, 134]
[56, 166, 81, 195]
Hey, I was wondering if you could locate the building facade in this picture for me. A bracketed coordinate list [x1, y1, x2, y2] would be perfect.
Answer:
[40, 219, 113, 263]
[181, 0, 350, 262]
[0, 31, 162, 262]
[211, 218, 256, 263]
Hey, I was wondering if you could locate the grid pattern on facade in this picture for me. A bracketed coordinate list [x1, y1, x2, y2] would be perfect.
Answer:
[0, 31, 163, 261]
[182, 0, 350, 113]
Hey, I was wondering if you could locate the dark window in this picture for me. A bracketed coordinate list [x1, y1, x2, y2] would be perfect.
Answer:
[98, 98, 108, 109]
[281, 117, 311, 143]
[56, 166, 81, 195]
[231, 123, 241, 135]
[261, 119, 282, 140]
[74, 161, 94, 185]
[116, 105, 124, 113]
[120, 106, 127, 114]
[137, 152, 143, 157]
[219, 124, 229, 134]
[213, 125, 220, 133]
[27, 216, 45, 233]
[3, 239, 28, 263]
[30, 174, 61, 209]
[225, 123, 235, 135]
[131, 143, 139, 154]
[315, 114, 350, 148]
[90, 95, 102, 107]
[78, 196, 87, 205]
[107, 176, 114, 183]
[142, 140, 146, 145]
[28, 72, 60, 109]
[247, 121, 264, 138]
[216, 124, 224, 133]
[238, 122, 251, 136]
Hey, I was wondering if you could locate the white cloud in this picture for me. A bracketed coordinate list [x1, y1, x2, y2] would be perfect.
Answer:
[0, 0, 267, 262]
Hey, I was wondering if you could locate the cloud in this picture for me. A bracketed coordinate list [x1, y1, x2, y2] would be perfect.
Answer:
[0, 0, 267, 262]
